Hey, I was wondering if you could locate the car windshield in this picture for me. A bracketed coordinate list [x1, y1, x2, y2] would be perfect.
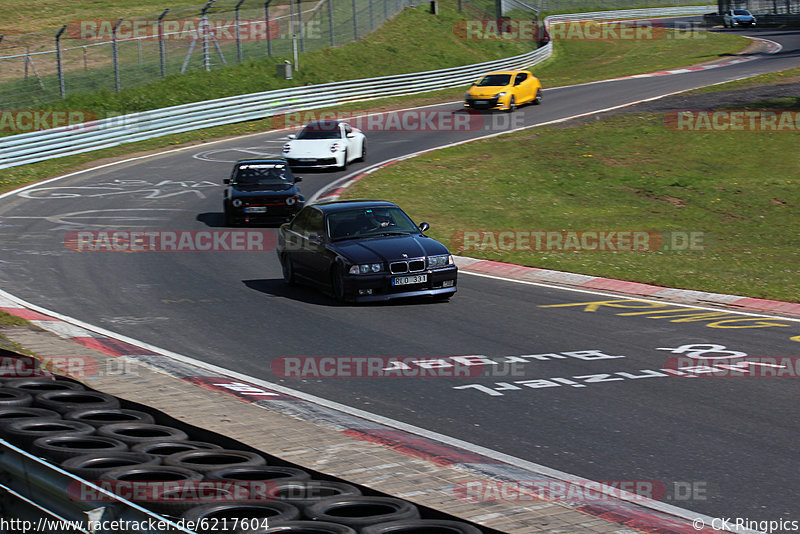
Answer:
[475, 74, 511, 87]
[733, 9, 750, 14]
[327, 207, 419, 240]
[296, 123, 342, 140]
[232, 164, 293, 185]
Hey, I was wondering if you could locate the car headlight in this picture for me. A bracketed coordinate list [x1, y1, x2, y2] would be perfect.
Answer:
[232, 199, 243, 208]
[348, 263, 383, 275]
[282, 144, 291, 153]
[494, 92, 507, 98]
[428, 255, 453, 268]
[464, 92, 471, 99]
[286, 196, 297, 206]
[330, 143, 341, 153]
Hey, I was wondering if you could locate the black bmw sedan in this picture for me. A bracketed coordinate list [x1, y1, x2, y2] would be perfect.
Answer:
[276, 200, 457, 302]
[223, 158, 304, 226]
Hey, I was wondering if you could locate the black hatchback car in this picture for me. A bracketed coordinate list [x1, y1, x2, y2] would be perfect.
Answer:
[276, 200, 457, 302]
[223, 159, 304, 226]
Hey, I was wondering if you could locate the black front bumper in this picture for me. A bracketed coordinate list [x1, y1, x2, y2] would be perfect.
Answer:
[464, 97, 500, 110]
[342, 266, 458, 302]
[226, 204, 302, 225]
[286, 157, 339, 168]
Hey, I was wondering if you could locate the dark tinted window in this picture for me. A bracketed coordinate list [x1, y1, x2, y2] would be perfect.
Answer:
[476, 74, 512, 87]
[306, 209, 324, 237]
[327, 207, 418, 240]
[296, 122, 342, 140]
[291, 208, 312, 233]
[232, 163, 293, 185]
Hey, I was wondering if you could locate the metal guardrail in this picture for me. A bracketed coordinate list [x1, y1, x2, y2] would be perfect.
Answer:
[0, 47, 549, 169]
[545, 5, 715, 22]
[0, 440, 194, 533]
[0, 5, 715, 169]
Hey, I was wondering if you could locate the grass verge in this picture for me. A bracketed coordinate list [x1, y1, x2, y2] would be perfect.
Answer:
[342, 101, 800, 303]
[535, 24, 746, 87]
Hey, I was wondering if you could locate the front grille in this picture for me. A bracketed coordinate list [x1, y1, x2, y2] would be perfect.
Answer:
[390, 259, 425, 274]
[390, 262, 407, 274]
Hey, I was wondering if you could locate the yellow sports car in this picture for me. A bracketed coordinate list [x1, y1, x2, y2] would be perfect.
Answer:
[464, 70, 543, 111]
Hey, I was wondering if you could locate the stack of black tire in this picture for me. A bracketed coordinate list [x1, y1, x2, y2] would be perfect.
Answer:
[0, 377, 493, 534]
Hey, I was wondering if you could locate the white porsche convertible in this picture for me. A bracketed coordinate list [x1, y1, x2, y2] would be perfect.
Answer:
[282, 121, 366, 170]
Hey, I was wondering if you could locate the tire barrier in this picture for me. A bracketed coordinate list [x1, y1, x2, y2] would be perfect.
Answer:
[0, 387, 34, 408]
[180, 502, 301, 533]
[33, 390, 120, 413]
[95, 422, 190, 445]
[304, 496, 420, 529]
[238, 520, 357, 534]
[0, 419, 95, 447]
[360, 519, 485, 534]
[207, 465, 312, 484]
[0, 374, 495, 533]
[0, 407, 62, 426]
[60, 451, 162, 480]
[265, 480, 362, 512]
[163, 449, 268, 473]
[3, 377, 86, 393]
[31, 434, 129, 462]
[131, 440, 224, 457]
[63, 407, 155, 427]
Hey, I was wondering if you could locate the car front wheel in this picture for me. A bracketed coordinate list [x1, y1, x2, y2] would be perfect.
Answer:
[330, 265, 346, 302]
[281, 254, 296, 286]
[506, 96, 516, 112]
[533, 89, 542, 105]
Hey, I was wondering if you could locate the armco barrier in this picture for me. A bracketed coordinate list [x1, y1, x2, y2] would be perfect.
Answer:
[0, 6, 715, 170]
[0, 439, 196, 533]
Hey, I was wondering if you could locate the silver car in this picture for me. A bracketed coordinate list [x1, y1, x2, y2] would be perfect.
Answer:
[723, 9, 756, 28]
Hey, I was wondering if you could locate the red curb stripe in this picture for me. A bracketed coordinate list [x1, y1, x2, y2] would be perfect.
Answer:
[577, 503, 710, 533]
[0, 307, 57, 321]
[342, 428, 504, 466]
[581, 278, 665, 295]
[731, 297, 800, 315]
[71, 337, 159, 357]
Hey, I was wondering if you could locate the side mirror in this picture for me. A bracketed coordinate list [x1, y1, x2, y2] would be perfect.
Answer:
[223, 179, 230, 184]
[294, 177, 302, 182]
[287, 134, 296, 140]
[418, 222, 430, 232]
[308, 232, 323, 245]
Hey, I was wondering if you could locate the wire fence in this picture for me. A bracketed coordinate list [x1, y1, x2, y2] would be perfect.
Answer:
[1, 0, 794, 112]
[0, 0, 420, 109]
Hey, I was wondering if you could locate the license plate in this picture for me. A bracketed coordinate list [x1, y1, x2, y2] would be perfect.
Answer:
[392, 274, 427, 286]
[474, 100, 486, 104]
[244, 207, 267, 213]
[298, 158, 316, 162]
